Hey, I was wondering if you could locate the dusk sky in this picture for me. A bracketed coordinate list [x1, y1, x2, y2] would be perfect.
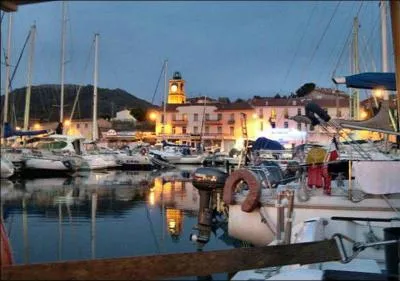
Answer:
[1, 1, 395, 105]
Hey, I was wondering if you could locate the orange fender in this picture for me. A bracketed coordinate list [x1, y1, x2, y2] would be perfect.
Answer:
[1, 219, 13, 267]
[223, 169, 261, 213]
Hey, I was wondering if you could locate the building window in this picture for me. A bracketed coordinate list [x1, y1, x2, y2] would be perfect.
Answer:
[337, 109, 342, 117]
[84, 123, 88, 128]
[309, 125, 314, 131]
[297, 122, 301, 131]
[284, 108, 289, 118]
[297, 108, 302, 115]
[76, 124, 80, 129]
[193, 126, 198, 134]
[183, 114, 187, 121]
[205, 113, 210, 121]
[259, 109, 263, 119]
[260, 121, 263, 131]
[194, 113, 198, 121]
[217, 126, 222, 134]
[182, 127, 187, 134]
[172, 114, 177, 121]
[271, 122, 276, 129]
[284, 121, 289, 128]
[217, 113, 222, 120]
[172, 126, 176, 134]
[161, 114, 164, 123]
[230, 113, 234, 121]
[205, 126, 210, 134]
[230, 126, 234, 136]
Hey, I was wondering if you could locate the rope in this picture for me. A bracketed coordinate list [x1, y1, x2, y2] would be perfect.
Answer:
[69, 38, 95, 121]
[145, 204, 162, 253]
[300, 1, 342, 83]
[382, 194, 400, 218]
[150, 61, 166, 104]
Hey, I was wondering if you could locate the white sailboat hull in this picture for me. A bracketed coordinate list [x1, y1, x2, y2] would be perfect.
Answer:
[24, 157, 75, 171]
[0, 158, 14, 178]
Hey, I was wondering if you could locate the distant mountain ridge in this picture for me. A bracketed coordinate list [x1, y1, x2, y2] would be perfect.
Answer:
[0, 84, 157, 122]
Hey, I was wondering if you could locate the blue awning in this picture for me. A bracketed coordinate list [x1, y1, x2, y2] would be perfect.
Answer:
[252, 137, 284, 151]
[333, 72, 396, 91]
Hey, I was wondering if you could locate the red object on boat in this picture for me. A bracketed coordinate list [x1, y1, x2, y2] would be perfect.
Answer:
[307, 165, 324, 188]
[1, 219, 13, 266]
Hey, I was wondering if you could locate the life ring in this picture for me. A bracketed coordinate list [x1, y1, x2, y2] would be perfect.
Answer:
[223, 169, 262, 213]
[140, 147, 148, 156]
[305, 102, 331, 126]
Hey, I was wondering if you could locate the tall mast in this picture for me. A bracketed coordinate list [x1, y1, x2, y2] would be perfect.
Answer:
[2, 14, 13, 130]
[389, 0, 400, 133]
[162, 59, 168, 136]
[351, 17, 360, 120]
[60, 1, 67, 123]
[92, 33, 99, 141]
[23, 24, 36, 131]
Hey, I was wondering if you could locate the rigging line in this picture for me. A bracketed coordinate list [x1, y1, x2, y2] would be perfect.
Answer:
[331, 24, 353, 77]
[69, 37, 95, 121]
[300, 1, 342, 83]
[9, 29, 32, 88]
[151, 61, 166, 105]
[145, 204, 161, 254]
[280, 2, 318, 90]
[360, 33, 377, 72]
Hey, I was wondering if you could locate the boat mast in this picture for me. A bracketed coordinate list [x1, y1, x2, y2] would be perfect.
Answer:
[92, 33, 99, 141]
[60, 1, 67, 123]
[162, 59, 168, 138]
[2, 13, 13, 135]
[23, 24, 36, 131]
[351, 17, 360, 120]
[389, 0, 400, 134]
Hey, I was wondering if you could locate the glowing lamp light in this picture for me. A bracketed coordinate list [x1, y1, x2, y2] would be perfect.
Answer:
[64, 119, 71, 127]
[252, 113, 258, 119]
[360, 110, 368, 120]
[168, 220, 176, 229]
[33, 123, 41, 130]
[170, 84, 178, 93]
[15, 126, 21, 131]
[373, 89, 383, 98]
[149, 112, 157, 121]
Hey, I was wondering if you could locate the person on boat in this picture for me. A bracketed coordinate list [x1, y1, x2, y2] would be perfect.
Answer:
[55, 122, 63, 134]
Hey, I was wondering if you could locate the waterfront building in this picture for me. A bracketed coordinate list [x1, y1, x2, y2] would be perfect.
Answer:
[154, 72, 354, 151]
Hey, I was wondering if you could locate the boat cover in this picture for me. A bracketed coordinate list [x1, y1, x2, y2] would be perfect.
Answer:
[352, 161, 400, 194]
[340, 72, 396, 91]
[3, 123, 48, 138]
[252, 137, 284, 151]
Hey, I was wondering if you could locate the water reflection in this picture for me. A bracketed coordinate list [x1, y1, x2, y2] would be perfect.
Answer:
[1, 168, 239, 280]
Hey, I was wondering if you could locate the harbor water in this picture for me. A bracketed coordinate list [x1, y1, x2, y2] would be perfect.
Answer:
[1, 167, 242, 280]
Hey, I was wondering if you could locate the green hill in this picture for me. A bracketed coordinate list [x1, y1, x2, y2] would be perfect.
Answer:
[1, 84, 158, 122]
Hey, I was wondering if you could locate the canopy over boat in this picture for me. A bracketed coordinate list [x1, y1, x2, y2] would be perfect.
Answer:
[252, 137, 284, 151]
[332, 72, 396, 91]
[2, 122, 48, 138]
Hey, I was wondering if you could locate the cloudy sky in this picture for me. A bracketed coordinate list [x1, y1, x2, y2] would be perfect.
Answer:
[0, 1, 395, 105]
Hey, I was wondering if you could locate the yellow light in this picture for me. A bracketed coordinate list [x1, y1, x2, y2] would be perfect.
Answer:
[373, 89, 383, 98]
[149, 190, 155, 206]
[149, 112, 157, 121]
[33, 123, 41, 130]
[168, 220, 176, 229]
[360, 110, 368, 120]
[15, 126, 21, 131]
[64, 120, 71, 127]
[252, 113, 258, 119]
[171, 84, 178, 93]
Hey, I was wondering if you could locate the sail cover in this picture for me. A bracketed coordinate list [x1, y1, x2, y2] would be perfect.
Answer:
[3, 122, 48, 138]
[252, 137, 284, 151]
[333, 72, 396, 91]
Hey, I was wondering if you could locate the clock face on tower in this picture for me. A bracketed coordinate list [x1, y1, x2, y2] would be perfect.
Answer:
[171, 84, 178, 93]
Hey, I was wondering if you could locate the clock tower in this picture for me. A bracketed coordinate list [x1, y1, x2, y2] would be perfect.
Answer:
[168, 71, 186, 104]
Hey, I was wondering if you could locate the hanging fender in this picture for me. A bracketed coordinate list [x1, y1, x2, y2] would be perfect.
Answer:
[223, 169, 262, 213]
[305, 102, 331, 126]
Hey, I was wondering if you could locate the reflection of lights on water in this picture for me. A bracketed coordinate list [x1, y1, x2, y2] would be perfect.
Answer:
[168, 220, 176, 230]
[149, 190, 155, 206]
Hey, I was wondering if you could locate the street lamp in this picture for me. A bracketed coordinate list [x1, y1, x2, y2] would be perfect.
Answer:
[33, 123, 41, 130]
[372, 89, 383, 98]
[149, 112, 157, 121]
[64, 119, 71, 127]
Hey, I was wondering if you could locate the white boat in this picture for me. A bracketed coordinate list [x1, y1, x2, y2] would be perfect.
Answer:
[149, 146, 206, 165]
[0, 158, 14, 178]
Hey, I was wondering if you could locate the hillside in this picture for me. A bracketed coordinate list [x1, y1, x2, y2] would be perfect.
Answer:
[0, 84, 157, 122]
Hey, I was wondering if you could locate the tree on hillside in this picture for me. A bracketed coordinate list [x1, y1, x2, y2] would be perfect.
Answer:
[295, 83, 316, 97]
[274, 93, 282, 99]
[235, 98, 245, 103]
[130, 107, 147, 122]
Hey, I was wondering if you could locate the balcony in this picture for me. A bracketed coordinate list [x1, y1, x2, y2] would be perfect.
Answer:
[205, 118, 222, 125]
[171, 118, 188, 125]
